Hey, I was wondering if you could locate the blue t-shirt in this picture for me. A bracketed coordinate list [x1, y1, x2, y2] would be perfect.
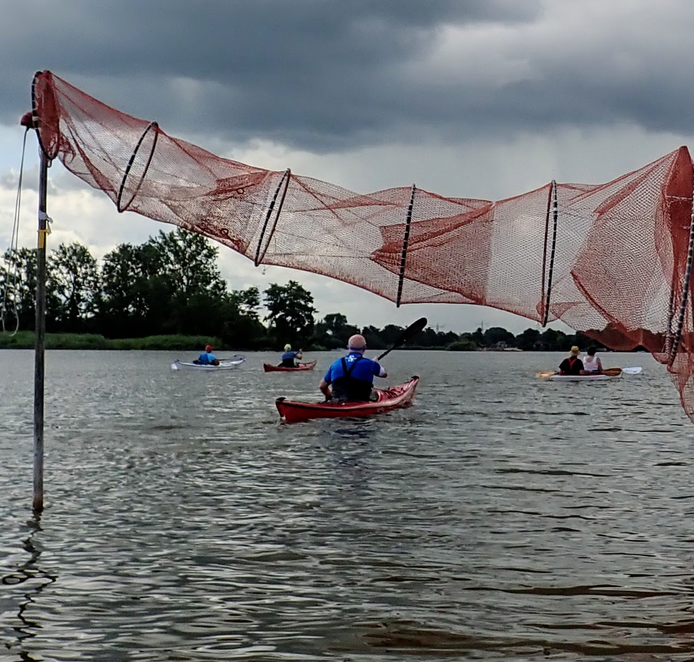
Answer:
[323, 352, 383, 385]
[198, 351, 217, 365]
[281, 351, 299, 362]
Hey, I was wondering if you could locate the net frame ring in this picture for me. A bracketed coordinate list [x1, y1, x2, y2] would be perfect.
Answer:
[117, 121, 160, 213]
[31, 71, 61, 162]
[254, 168, 291, 267]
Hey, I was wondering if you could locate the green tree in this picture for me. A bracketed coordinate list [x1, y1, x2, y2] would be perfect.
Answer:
[149, 228, 227, 303]
[97, 243, 155, 337]
[417, 327, 459, 347]
[97, 229, 229, 337]
[321, 313, 360, 348]
[483, 326, 516, 347]
[448, 335, 478, 351]
[541, 328, 568, 351]
[361, 325, 386, 349]
[219, 287, 267, 349]
[147, 228, 228, 335]
[0, 247, 38, 330]
[263, 280, 316, 347]
[219, 298, 268, 349]
[379, 324, 405, 346]
[47, 242, 99, 332]
[229, 286, 261, 320]
[516, 328, 541, 351]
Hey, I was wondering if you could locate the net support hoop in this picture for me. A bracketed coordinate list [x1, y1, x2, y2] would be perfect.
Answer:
[668, 177, 694, 363]
[254, 168, 291, 266]
[396, 184, 416, 307]
[31, 71, 53, 163]
[542, 180, 558, 326]
[116, 121, 159, 212]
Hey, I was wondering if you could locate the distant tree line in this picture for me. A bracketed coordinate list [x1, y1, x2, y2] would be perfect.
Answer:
[0, 228, 601, 351]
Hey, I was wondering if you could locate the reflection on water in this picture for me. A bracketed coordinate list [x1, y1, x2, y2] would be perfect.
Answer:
[2, 516, 56, 661]
[2, 349, 694, 660]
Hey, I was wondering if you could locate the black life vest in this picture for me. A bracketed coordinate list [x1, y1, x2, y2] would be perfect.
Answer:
[331, 356, 372, 402]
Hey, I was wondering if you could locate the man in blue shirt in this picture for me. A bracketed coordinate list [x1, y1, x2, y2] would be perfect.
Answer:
[320, 334, 387, 402]
[196, 344, 219, 366]
[280, 344, 303, 367]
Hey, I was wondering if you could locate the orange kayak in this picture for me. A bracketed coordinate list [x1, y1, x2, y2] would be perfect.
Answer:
[275, 376, 419, 423]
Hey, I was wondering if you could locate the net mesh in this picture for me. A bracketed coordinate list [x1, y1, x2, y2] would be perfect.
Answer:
[29, 71, 694, 422]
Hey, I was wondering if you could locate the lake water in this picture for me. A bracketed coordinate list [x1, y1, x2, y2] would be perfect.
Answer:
[1, 349, 694, 661]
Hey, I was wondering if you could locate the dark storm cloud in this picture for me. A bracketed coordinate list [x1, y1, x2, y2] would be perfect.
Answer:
[1, 0, 693, 151]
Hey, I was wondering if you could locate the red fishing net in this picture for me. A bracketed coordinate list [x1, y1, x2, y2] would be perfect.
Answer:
[26, 71, 694, 421]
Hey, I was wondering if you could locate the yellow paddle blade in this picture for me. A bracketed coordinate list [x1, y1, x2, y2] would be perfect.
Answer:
[537, 371, 556, 378]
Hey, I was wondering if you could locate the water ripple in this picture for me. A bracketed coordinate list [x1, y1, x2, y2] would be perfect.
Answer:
[2, 350, 694, 660]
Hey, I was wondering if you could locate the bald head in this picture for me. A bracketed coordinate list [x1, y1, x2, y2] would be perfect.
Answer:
[348, 334, 367, 352]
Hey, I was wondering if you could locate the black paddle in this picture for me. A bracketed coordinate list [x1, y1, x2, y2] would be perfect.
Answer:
[377, 317, 427, 361]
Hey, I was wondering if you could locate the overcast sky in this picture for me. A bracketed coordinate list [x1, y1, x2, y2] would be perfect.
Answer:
[1, 0, 694, 334]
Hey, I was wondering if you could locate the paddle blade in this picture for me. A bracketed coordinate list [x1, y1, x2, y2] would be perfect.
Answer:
[377, 317, 428, 360]
[622, 366, 642, 375]
[602, 367, 622, 376]
[537, 371, 556, 378]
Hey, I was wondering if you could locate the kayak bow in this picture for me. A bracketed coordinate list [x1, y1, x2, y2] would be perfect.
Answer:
[276, 376, 419, 423]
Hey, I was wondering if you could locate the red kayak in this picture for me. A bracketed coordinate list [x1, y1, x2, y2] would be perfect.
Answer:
[263, 360, 317, 372]
[275, 376, 419, 423]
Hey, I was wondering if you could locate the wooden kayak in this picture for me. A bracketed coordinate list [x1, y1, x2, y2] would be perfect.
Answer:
[171, 357, 245, 371]
[276, 376, 419, 423]
[263, 360, 317, 372]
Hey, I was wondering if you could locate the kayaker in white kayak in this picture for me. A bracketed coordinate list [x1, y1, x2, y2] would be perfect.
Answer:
[195, 344, 220, 366]
[558, 346, 583, 375]
[279, 343, 303, 368]
[582, 346, 603, 373]
[319, 334, 387, 402]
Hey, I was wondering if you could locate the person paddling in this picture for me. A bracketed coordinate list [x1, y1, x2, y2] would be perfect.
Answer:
[320, 334, 387, 402]
[279, 344, 303, 368]
[558, 346, 583, 375]
[196, 344, 220, 366]
[582, 346, 603, 373]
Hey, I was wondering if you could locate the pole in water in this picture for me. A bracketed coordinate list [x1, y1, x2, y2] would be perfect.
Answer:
[33, 148, 49, 514]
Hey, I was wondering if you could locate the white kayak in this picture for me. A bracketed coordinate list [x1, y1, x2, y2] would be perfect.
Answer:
[171, 357, 245, 371]
[547, 371, 622, 382]
[538, 366, 641, 381]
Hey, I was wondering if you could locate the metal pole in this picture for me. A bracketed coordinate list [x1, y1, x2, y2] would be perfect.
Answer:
[33, 149, 49, 514]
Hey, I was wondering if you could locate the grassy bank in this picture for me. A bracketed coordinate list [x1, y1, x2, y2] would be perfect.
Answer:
[0, 332, 224, 351]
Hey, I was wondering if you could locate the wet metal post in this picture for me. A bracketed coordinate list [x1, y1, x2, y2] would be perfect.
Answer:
[33, 148, 49, 513]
